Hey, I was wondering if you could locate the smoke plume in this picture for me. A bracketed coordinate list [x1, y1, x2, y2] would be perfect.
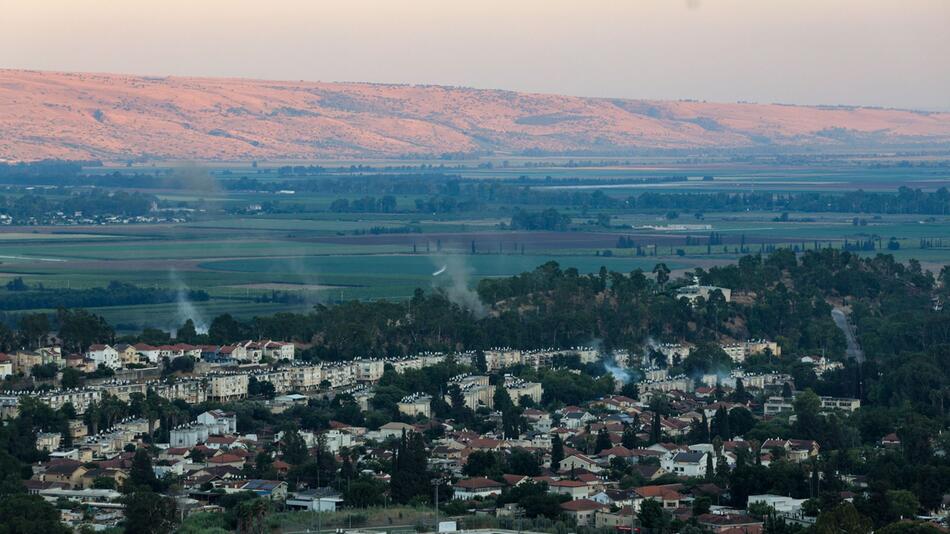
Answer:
[169, 270, 209, 335]
[430, 254, 487, 318]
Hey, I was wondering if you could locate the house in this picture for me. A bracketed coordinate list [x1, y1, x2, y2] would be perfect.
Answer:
[36, 432, 62, 452]
[38, 461, 88, 488]
[560, 453, 601, 473]
[85, 344, 120, 369]
[562, 411, 596, 430]
[787, 439, 819, 462]
[634, 465, 667, 481]
[696, 513, 763, 533]
[548, 479, 591, 500]
[113, 344, 140, 366]
[596, 506, 636, 529]
[207, 453, 246, 468]
[633, 485, 682, 511]
[762, 439, 819, 463]
[197, 410, 238, 434]
[452, 477, 505, 499]
[12, 348, 63, 375]
[502, 474, 529, 487]
[242, 479, 288, 500]
[661, 451, 709, 478]
[375, 422, 415, 440]
[263, 341, 295, 362]
[597, 445, 635, 462]
[748, 494, 806, 515]
[79, 468, 128, 489]
[321, 429, 353, 454]
[134, 343, 161, 364]
[560, 499, 606, 526]
[241, 342, 264, 363]
[880, 433, 901, 449]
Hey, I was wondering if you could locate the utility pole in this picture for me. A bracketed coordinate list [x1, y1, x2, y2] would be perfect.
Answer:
[431, 477, 442, 533]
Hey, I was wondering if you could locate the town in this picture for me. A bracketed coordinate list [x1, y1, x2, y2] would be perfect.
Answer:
[0, 335, 880, 533]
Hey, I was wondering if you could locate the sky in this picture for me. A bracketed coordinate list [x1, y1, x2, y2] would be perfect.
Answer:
[2, 0, 949, 110]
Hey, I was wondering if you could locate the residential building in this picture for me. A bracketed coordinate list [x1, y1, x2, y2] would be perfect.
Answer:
[397, 393, 432, 419]
[548, 479, 592, 500]
[85, 345, 120, 369]
[504, 375, 543, 405]
[209, 374, 249, 401]
[196, 410, 237, 434]
[453, 477, 504, 499]
[661, 451, 709, 478]
[242, 479, 288, 500]
[355, 359, 385, 382]
[560, 499, 606, 526]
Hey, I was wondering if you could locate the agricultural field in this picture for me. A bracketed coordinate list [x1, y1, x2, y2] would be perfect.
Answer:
[1, 156, 949, 332]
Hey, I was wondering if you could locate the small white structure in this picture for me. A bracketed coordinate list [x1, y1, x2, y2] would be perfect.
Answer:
[676, 276, 732, 305]
[286, 490, 343, 512]
[748, 494, 806, 514]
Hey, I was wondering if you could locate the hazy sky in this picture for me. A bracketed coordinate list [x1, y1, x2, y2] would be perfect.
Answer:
[2, 0, 949, 110]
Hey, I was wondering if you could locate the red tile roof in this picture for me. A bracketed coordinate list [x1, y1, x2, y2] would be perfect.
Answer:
[561, 499, 604, 512]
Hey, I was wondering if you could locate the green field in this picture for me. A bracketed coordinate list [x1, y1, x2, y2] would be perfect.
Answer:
[2, 157, 950, 332]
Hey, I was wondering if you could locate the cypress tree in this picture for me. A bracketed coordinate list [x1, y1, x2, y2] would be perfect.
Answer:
[650, 411, 662, 444]
[550, 433, 564, 472]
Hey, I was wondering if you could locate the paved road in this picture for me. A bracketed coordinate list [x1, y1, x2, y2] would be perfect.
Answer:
[831, 307, 865, 363]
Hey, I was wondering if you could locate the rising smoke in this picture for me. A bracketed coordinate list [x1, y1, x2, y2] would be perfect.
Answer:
[590, 338, 631, 386]
[169, 270, 209, 335]
[430, 254, 487, 318]
[162, 163, 217, 335]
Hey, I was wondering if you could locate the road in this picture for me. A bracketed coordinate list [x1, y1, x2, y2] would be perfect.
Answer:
[831, 307, 865, 363]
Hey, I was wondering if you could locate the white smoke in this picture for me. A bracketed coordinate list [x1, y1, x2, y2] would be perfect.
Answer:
[169, 270, 209, 334]
[603, 357, 631, 385]
[430, 254, 487, 318]
[591, 338, 631, 387]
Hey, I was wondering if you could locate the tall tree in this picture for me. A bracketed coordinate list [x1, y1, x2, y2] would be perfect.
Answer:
[122, 491, 177, 534]
[712, 406, 731, 440]
[125, 449, 161, 493]
[281, 429, 309, 466]
[390, 431, 431, 504]
[0, 494, 71, 534]
[550, 434, 564, 472]
[18, 313, 49, 349]
[594, 428, 612, 454]
[650, 411, 663, 444]
[176, 319, 198, 343]
[815, 502, 872, 534]
[652, 263, 671, 288]
[57, 308, 114, 352]
[621, 426, 639, 449]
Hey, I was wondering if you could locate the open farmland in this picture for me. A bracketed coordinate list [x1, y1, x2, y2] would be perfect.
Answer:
[1, 157, 949, 332]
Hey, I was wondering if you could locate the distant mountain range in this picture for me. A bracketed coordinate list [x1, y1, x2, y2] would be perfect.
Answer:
[2, 69, 949, 161]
